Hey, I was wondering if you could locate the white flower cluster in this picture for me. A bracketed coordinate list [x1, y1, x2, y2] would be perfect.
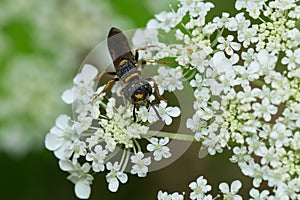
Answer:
[45, 64, 181, 199]
[153, 66, 184, 95]
[158, 176, 242, 200]
[141, 0, 300, 199]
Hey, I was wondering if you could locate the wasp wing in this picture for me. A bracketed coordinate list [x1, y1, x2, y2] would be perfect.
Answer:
[107, 27, 135, 69]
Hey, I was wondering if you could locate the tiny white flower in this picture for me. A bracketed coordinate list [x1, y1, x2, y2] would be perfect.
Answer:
[130, 152, 151, 177]
[132, 28, 159, 48]
[136, 106, 159, 123]
[217, 35, 241, 55]
[62, 64, 98, 104]
[86, 145, 108, 172]
[157, 190, 184, 200]
[219, 180, 242, 200]
[269, 123, 292, 148]
[169, 192, 185, 200]
[154, 11, 184, 32]
[106, 162, 128, 192]
[252, 98, 278, 122]
[281, 48, 300, 70]
[74, 116, 93, 134]
[249, 188, 269, 200]
[59, 160, 93, 199]
[154, 66, 184, 95]
[237, 26, 258, 48]
[45, 114, 75, 160]
[147, 137, 171, 161]
[155, 101, 181, 125]
[157, 191, 169, 200]
[189, 176, 212, 200]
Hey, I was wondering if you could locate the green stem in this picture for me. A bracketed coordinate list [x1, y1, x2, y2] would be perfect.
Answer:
[145, 130, 195, 142]
[121, 150, 130, 172]
[295, 19, 300, 29]
[211, 27, 224, 47]
[104, 148, 120, 163]
[252, 79, 265, 87]
[119, 147, 127, 167]
[179, 22, 193, 38]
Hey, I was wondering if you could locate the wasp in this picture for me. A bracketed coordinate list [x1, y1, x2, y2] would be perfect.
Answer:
[92, 27, 165, 121]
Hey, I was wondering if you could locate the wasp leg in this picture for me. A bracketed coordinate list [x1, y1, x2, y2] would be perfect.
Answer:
[133, 45, 156, 62]
[146, 77, 167, 102]
[134, 45, 156, 52]
[147, 100, 162, 121]
[92, 77, 119, 104]
[95, 71, 117, 81]
[141, 59, 176, 65]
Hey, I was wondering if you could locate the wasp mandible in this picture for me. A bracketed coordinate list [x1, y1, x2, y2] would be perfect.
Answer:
[92, 27, 165, 121]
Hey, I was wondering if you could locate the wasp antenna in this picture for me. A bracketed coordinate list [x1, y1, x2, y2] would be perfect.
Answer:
[133, 104, 137, 122]
[147, 100, 162, 121]
[135, 50, 139, 62]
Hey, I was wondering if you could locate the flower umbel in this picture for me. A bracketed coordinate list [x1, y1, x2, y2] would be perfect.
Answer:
[46, 0, 300, 199]
[138, 0, 300, 199]
[45, 63, 181, 198]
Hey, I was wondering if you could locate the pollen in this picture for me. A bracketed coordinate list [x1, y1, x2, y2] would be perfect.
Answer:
[135, 93, 144, 99]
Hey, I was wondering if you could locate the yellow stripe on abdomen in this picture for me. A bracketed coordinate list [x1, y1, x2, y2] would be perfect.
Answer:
[124, 73, 139, 83]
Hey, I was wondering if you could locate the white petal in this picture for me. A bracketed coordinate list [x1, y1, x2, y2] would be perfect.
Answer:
[231, 180, 242, 193]
[55, 114, 70, 130]
[61, 89, 74, 104]
[59, 160, 75, 171]
[217, 37, 225, 43]
[167, 107, 181, 117]
[213, 51, 226, 67]
[248, 61, 260, 73]
[108, 178, 119, 192]
[147, 144, 156, 152]
[75, 179, 91, 199]
[231, 42, 241, 51]
[163, 115, 172, 125]
[82, 163, 91, 173]
[159, 137, 169, 145]
[150, 137, 159, 145]
[162, 150, 171, 158]
[81, 64, 98, 82]
[50, 126, 64, 136]
[159, 101, 168, 108]
[263, 113, 271, 122]
[186, 118, 195, 130]
[143, 157, 151, 165]
[54, 146, 72, 160]
[45, 133, 63, 151]
[117, 173, 128, 183]
[219, 182, 229, 193]
[189, 182, 197, 190]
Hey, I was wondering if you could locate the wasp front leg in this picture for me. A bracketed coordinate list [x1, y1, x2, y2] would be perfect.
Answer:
[133, 45, 177, 66]
[95, 71, 117, 81]
[133, 45, 157, 62]
[92, 77, 119, 104]
[146, 77, 167, 102]
[142, 59, 176, 65]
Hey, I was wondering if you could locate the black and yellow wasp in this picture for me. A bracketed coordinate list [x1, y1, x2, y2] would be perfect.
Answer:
[93, 27, 165, 121]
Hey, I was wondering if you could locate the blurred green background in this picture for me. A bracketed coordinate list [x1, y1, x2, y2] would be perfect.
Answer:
[0, 0, 252, 199]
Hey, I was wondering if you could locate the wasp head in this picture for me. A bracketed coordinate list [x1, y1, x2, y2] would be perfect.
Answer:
[122, 80, 152, 104]
[131, 83, 152, 103]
